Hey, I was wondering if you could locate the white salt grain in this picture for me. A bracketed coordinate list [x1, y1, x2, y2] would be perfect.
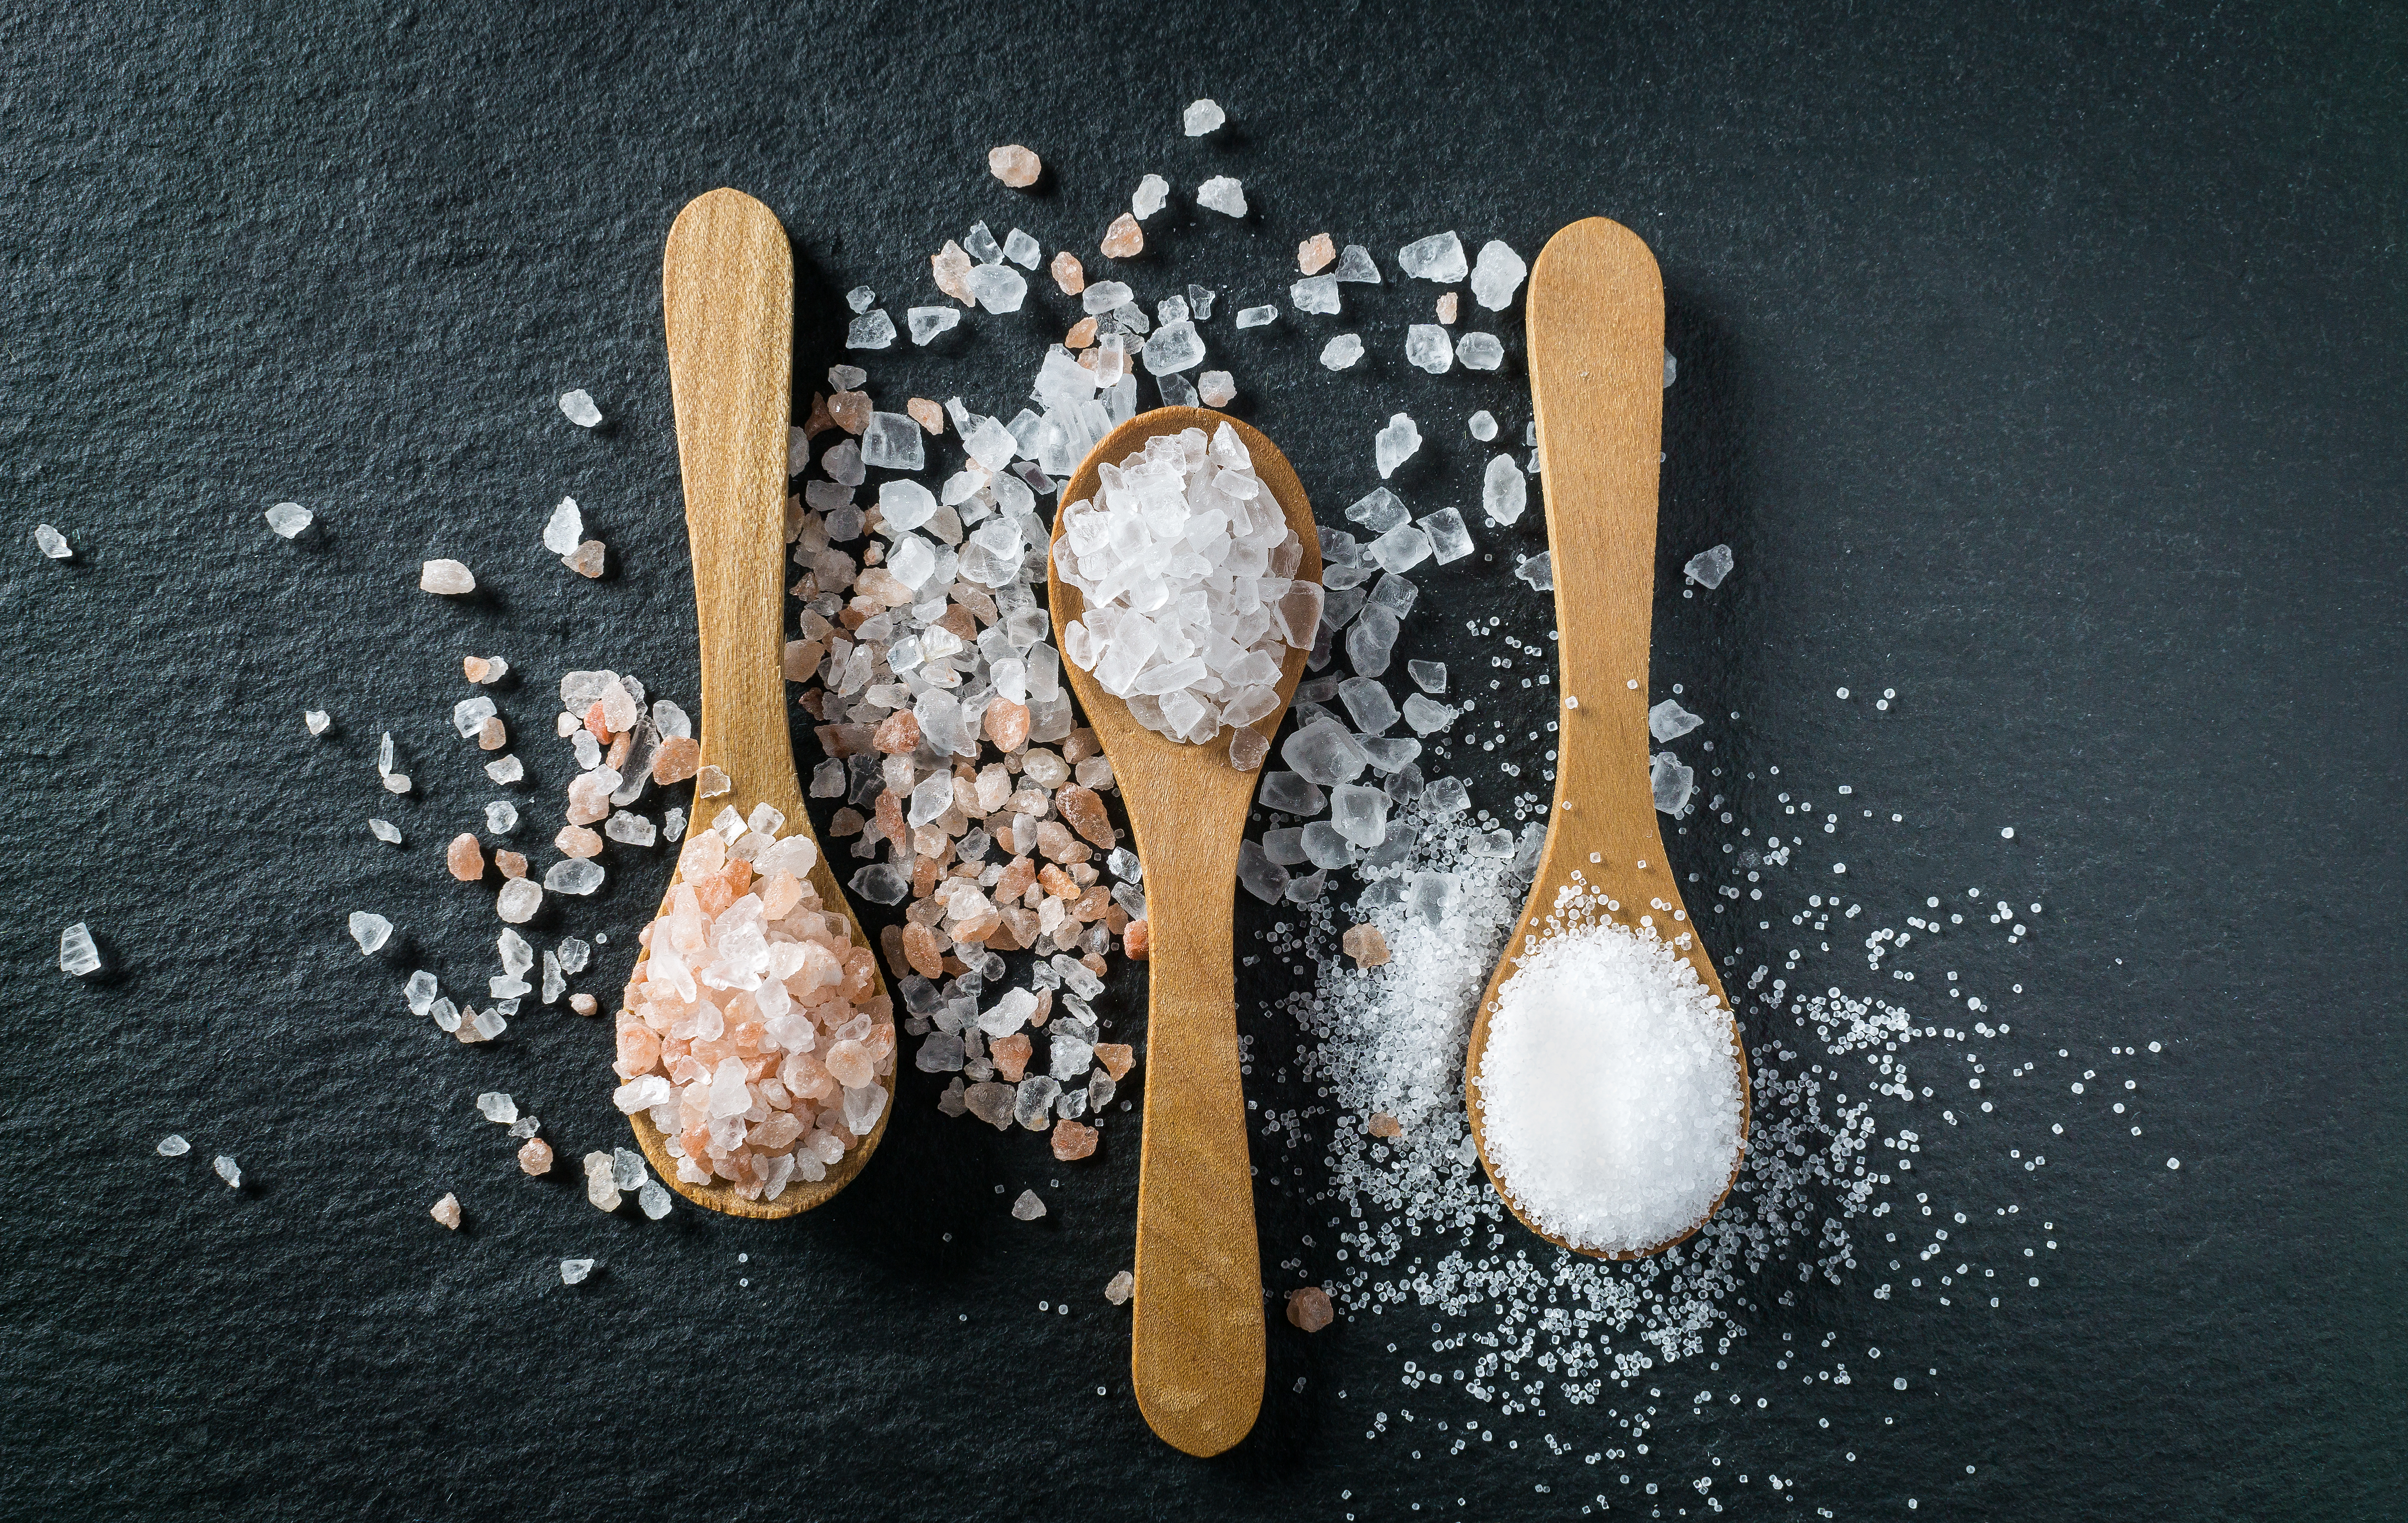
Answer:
[305, 709, 331, 734]
[1011, 1188, 1047, 1220]
[348, 912, 393, 954]
[1684, 543, 1734, 588]
[419, 559, 476, 595]
[1132, 174, 1169, 220]
[1398, 231, 1469, 283]
[1481, 455, 1528, 524]
[1404, 324, 1454, 374]
[543, 497, 583, 554]
[58, 922, 100, 977]
[1196, 177, 1248, 217]
[560, 1258, 595, 1285]
[214, 1155, 241, 1188]
[1456, 333, 1505, 371]
[1469, 240, 1528, 309]
[496, 878, 543, 924]
[476, 1092, 519, 1124]
[485, 756, 523, 784]
[847, 310, 897, 349]
[1321, 335, 1364, 370]
[908, 306, 961, 345]
[559, 390, 602, 428]
[1468, 410, 1498, 441]
[1375, 414, 1422, 478]
[265, 502, 313, 539]
[369, 818, 401, 844]
[157, 1135, 189, 1157]
[35, 524, 70, 559]
[1182, 98, 1226, 136]
[1197, 370, 1237, 407]
[1235, 305, 1278, 329]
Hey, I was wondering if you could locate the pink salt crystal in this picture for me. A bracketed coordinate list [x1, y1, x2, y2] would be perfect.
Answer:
[824, 1040, 874, 1089]
[518, 1138, 553, 1176]
[827, 390, 872, 434]
[1100, 213, 1144, 260]
[1093, 1042, 1135, 1080]
[931, 240, 975, 306]
[1124, 920, 1149, 960]
[430, 1193, 462, 1229]
[874, 710, 922, 754]
[1436, 291, 1459, 324]
[1298, 233, 1336, 275]
[906, 397, 945, 434]
[651, 736, 700, 785]
[992, 1033, 1031, 1082]
[988, 144, 1042, 188]
[1051, 1120, 1098, 1161]
[1367, 1112, 1403, 1138]
[496, 850, 528, 879]
[1051, 251, 1086, 295]
[1055, 785, 1114, 849]
[569, 992, 597, 1016]
[446, 833, 486, 882]
[563, 540, 606, 578]
[564, 771, 615, 824]
[1286, 1285, 1335, 1333]
[1342, 923, 1391, 969]
[761, 869, 804, 921]
[983, 699, 1030, 751]
[1065, 317, 1098, 350]
[901, 923, 947, 980]
[556, 825, 603, 858]
[477, 715, 507, 750]
[462, 656, 499, 683]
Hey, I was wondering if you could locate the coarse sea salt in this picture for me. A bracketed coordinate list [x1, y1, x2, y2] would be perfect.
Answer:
[265, 502, 313, 538]
[59, 922, 101, 976]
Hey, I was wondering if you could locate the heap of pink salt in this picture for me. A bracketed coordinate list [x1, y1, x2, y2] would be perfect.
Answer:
[613, 817, 894, 1202]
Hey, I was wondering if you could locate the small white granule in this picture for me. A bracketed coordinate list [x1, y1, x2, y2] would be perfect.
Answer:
[559, 389, 602, 427]
[1473, 918, 1744, 1254]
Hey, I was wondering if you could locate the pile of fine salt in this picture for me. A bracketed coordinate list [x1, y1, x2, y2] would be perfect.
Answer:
[1474, 916, 1744, 1254]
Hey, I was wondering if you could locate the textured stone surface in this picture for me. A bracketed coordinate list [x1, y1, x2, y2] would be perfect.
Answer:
[0, 5, 2398, 1520]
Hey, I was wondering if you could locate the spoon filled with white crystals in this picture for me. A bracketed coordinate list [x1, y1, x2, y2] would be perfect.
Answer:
[1463, 219, 1750, 1259]
[1048, 407, 1324, 1456]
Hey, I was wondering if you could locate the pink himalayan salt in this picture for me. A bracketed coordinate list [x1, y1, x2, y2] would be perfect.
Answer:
[652, 736, 700, 785]
[430, 1193, 462, 1229]
[1298, 233, 1336, 274]
[1343, 923, 1391, 968]
[988, 144, 1042, 188]
[1051, 251, 1085, 295]
[1100, 213, 1143, 260]
[1368, 1112, 1403, 1138]
[1093, 1042, 1135, 1080]
[496, 851, 528, 879]
[1124, 920, 1149, 960]
[564, 770, 616, 825]
[1065, 317, 1098, 350]
[984, 699, 1030, 750]
[462, 655, 504, 683]
[477, 715, 507, 750]
[447, 833, 485, 882]
[1056, 785, 1113, 848]
[1051, 1119, 1098, 1161]
[518, 1137, 553, 1174]
[1436, 291, 1459, 324]
[1287, 1285, 1335, 1332]
[992, 1033, 1031, 1082]
[617, 824, 893, 1202]
[907, 397, 944, 434]
[569, 992, 598, 1016]
[556, 825, 603, 858]
[828, 390, 872, 434]
[563, 541, 605, 578]
[931, 241, 975, 306]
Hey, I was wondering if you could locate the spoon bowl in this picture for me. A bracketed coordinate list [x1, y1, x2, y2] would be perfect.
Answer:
[1462, 219, 1749, 1259]
[1048, 407, 1321, 1456]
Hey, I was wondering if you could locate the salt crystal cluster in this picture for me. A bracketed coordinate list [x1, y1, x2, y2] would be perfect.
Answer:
[1053, 425, 1320, 751]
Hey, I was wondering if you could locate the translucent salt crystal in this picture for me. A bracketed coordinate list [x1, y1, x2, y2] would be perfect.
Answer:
[1259, 769, 1327, 815]
[419, 559, 476, 595]
[1436, 291, 1458, 324]
[1197, 370, 1237, 407]
[469, 1008, 507, 1040]
[695, 765, 729, 797]
[348, 912, 392, 954]
[1237, 840, 1290, 903]
[1229, 727, 1269, 772]
[965, 263, 1027, 315]
[476, 1091, 519, 1124]
[1648, 699, 1704, 741]
[1650, 751, 1696, 815]
[1332, 244, 1381, 284]
[1291, 274, 1340, 315]
[965, 221, 1003, 263]
[1157, 371, 1200, 407]
[304, 708, 331, 734]
[846, 310, 896, 350]
[1402, 694, 1459, 735]
[1468, 411, 1500, 443]
[1368, 521, 1432, 573]
[604, 811, 655, 846]
[498, 928, 534, 978]
[1515, 550, 1554, 591]
[908, 306, 961, 346]
[610, 1146, 646, 1192]
[1665, 349, 1679, 387]
[58, 922, 100, 976]
[405, 971, 439, 1015]
[1142, 321, 1204, 375]
[829, 364, 868, 389]
[546, 858, 603, 895]
[1339, 677, 1398, 733]
[1010, 1188, 1048, 1221]
[661, 807, 686, 842]
[850, 862, 910, 905]
[1470, 240, 1528, 309]
[214, 1155, 241, 1188]
[1420, 508, 1474, 564]
[1081, 279, 1134, 315]
[495, 878, 541, 923]
[558, 389, 601, 428]
[383, 773, 412, 794]
[1329, 784, 1391, 848]
[1282, 721, 1370, 786]
[1100, 213, 1144, 259]
[1182, 98, 1225, 136]
[485, 756, 523, 784]
[1131, 174, 1169, 220]
[1457, 332, 1505, 371]
[1482, 454, 1529, 524]
[540, 951, 564, 1005]
[1347, 604, 1401, 677]
[157, 1135, 189, 1157]
[1421, 778, 1472, 821]
[560, 1258, 595, 1285]
[1359, 735, 1420, 774]
[1407, 660, 1448, 694]
[861, 412, 927, 470]
[638, 1180, 672, 1219]
[1684, 543, 1734, 588]
[35, 524, 70, 559]
[264, 502, 312, 539]
[1104, 1269, 1135, 1304]
[1235, 305, 1277, 328]
[988, 143, 1042, 187]
[451, 695, 497, 739]
[1374, 414, 1422, 478]
[1404, 324, 1454, 374]
[1320, 334, 1364, 370]
[1398, 231, 1468, 283]
[369, 818, 401, 844]
[542, 496, 583, 555]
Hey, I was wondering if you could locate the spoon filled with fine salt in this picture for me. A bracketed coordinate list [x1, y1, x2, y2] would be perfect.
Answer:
[1461, 218, 1751, 1259]
[1048, 407, 1324, 1456]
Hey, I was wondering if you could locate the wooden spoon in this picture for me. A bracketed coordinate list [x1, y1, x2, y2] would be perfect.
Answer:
[1461, 218, 1750, 1258]
[1048, 407, 1322, 1457]
[625, 187, 893, 1219]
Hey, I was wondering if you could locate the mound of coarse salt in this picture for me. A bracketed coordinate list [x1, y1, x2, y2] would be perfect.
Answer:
[1053, 423, 1322, 762]
[1473, 915, 1744, 1254]
[614, 811, 894, 1202]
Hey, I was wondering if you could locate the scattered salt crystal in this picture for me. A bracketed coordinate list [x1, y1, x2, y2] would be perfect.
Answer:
[264, 502, 312, 538]
[485, 756, 523, 784]
[34, 524, 70, 559]
[1398, 231, 1468, 283]
[1197, 370, 1237, 407]
[696, 765, 729, 797]
[1081, 280, 1133, 314]
[545, 858, 604, 895]
[964, 263, 1027, 314]
[495, 878, 543, 923]
[1482, 454, 1528, 524]
[404, 970, 439, 1014]
[369, 817, 401, 844]
[1286, 1285, 1335, 1331]
[1104, 1269, 1135, 1304]
[1420, 508, 1474, 564]
[559, 389, 602, 428]
[1374, 414, 1422, 479]
[419, 559, 476, 595]
[1235, 305, 1278, 329]
[1011, 1189, 1047, 1220]
[1469, 240, 1528, 309]
[1051, 251, 1086, 294]
[1515, 550, 1554, 592]
[1182, 98, 1226, 136]
[1650, 751, 1696, 814]
[966, 222, 1003, 263]
[1402, 694, 1459, 735]
[1684, 543, 1734, 588]
[348, 912, 392, 954]
[476, 1091, 518, 1124]
[213, 1155, 241, 1188]
[1131, 174, 1169, 220]
[988, 144, 1042, 188]
[639, 1179, 672, 1218]
[1321, 334, 1364, 370]
[1001, 229, 1041, 269]
[1649, 699, 1704, 740]
[1435, 291, 1458, 324]
[1332, 244, 1381, 283]
[1100, 214, 1144, 260]
[542, 497, 583, 555]
[560, 1258, 595, 1285]
[1468, 410, 1499, 442]
[1291, 274, 1341, 315]
[1142, 320, 1205, 374]
[430, 1193, 462, 1229]
[305, 708, 331, 734]
[861, 411, 928, 470]
[59, 921, 101, 976]
[846, 310, 897, 349]
[157, 1135, 190, 1157]
[1404, 324, 1454, 374]
[1456, 333, 1504, 371]
[1368, 521, 1432, 574]
[1664, 349, 1679, 387]
[1298, 233, 1337, 274]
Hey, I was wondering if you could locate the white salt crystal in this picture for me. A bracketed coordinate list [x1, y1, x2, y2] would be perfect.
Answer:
[1320, 335, 1364, 370]
[1420, 509, 1472, 565]
[846, 310, 897, 349]
[545, 859, 603, 895]
[485, 756, 523, 784]
[638, 1180, 672, 1219]
[1456, 333, 1504, 370]
[58, 922, 100, 977]
[605, 811, 656, 846]
[662, 807, 686, 842]
[1407, 660, 1448, 694]
[1482, 454, 1528, 524]
[157, 1135, 189, 1157]
[369, 818, 401, 844]
[965, 263, 1027, 314]
[828, 364, 868, 389]
[1196, 177, 1247, 217]
[1404, 324, 1454, 374]
[348, 912, 392, 954]
[611, 1146, 646, 1191]
[1235, 305, 1278, 328]
[1648, 699, 1704, 741]
[213, 1155, 241, 1188]
[1469, 240, 1527, 309]
[1182, 98, 1226, 136]
[908, 306, 961, 345]
[1468, 410, 1498, 441]
[495, 879, 541, 923]
[264, 502, 312, 538]
[419, 559, 476, 595]
[35, 524, 70, 559]
[1374, 414, 1421, 478]
[1332, 244, 1381, 283]
[542, 497, 583, 554]
[1081, 280, 1133, 314]
[1346, 487, 1408, 534]
[1105, 1269, 1135, 1304]
[305, 709, 331, 734]
[1369, 521, 1432, 572]
[1329, 784, 1391, 848]
[405, 970, 438, 1014]
[1338, 678, 1398, 733]
[1397, 231, 1468, 283]
[1664, 349, 1679, 387]
[861, 412, 927, 471]
[1515, 550, 1554, 591]
[452, 696, 497, 738]
[476, 1091, 519, 1124]
[1291, 274, 1341, 315]
[559, 389, 602, 428]
[1684, 543, 1734, 588]
[1347, 605, 1400, 677]
[1132, 174, 1169, 220]
[651, 699, 691, 739]
[1142, 321, 1205, 374]
[1011, 1188, 1048, 1220]
[1197, 370, 1237, 407]
[1473, 917, 1742, 1254]
[560, 1258, 595, 1285]
[846, 286, 877, 312]
[1650, 751, 1695, 815]
[1401, 694, 1458, 735]
[1001, 227, 1041, 268]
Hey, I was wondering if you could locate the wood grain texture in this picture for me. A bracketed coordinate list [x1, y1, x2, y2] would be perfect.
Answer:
[628, 188, 893, 1219]
[1048, 408, 1322, 1457]
[1462, 218, 1750, 1259]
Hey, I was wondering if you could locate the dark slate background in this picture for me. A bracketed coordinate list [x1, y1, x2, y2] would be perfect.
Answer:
[2, 3, 2399, 1519]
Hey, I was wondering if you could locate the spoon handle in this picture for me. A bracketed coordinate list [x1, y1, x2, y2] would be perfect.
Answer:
[1129, 804, 1265, 1457]
[663, 188, 797, 819]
